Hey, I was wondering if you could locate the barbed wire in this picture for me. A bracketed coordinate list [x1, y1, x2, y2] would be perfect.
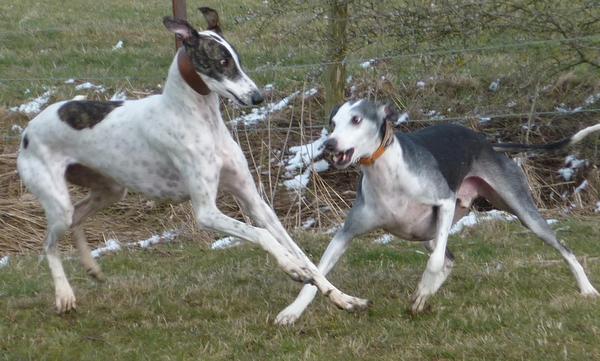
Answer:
[3, 107, 599, 142]
[1, 1, 598, 37]
[0, 34, 599, 83]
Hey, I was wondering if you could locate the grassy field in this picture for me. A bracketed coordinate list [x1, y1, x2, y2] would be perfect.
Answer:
[1, 1, 600, 360]
[2, 219, 600, 360]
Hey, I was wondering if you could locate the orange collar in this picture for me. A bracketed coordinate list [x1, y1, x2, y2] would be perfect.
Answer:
[358, 121, 395, 166]
[177, 48, 211, 96]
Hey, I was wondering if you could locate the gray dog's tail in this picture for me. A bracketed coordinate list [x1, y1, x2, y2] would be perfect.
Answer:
[492, 124, 600, 152]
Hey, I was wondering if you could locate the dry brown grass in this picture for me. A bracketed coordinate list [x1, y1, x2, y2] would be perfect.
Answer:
[1, 79, 599, 256]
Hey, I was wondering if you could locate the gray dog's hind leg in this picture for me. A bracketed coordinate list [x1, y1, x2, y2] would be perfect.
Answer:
[481, 157, 599, 296]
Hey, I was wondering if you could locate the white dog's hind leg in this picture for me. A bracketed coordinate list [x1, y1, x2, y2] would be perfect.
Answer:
[20, 158, 77, 313]
[70, 183, 126, 281]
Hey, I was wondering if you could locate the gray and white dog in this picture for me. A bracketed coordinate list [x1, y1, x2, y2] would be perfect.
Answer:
[276, 99, 600, 325]
[16, 8, 369, 314]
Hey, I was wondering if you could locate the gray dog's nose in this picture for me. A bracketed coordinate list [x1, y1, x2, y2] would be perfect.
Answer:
[324, 138, 337, 152]
[251, 91, 264, 105]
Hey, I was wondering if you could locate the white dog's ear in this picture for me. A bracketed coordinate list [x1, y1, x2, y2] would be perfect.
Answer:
[163, 17, 199, 45]
[199, 7, 222, 35]
[378, 103, 399, 124]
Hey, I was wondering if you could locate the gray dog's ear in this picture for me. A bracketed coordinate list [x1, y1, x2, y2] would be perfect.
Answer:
[378, 103, 399, 124]
[163, 17, 199, 45]
[199, 7, 222, 35]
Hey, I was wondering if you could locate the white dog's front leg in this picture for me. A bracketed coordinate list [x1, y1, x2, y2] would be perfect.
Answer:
[275, 230, 354, 325]
[239, 200, 370, 314]
[220, 154, 370, 314]
[412, 199, 455, 313]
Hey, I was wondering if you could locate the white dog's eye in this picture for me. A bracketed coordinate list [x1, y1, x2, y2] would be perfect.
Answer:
[351, 116, 362, 125]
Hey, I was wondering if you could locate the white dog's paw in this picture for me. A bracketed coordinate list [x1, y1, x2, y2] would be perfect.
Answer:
[581, 285, 600, 298]
[328, 289, 371, 312]
[275, 305, 303, 326]
[55, 287, 77, 313]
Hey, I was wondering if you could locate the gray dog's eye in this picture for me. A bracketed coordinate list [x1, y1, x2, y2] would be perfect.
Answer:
[220, 58, 229, 67]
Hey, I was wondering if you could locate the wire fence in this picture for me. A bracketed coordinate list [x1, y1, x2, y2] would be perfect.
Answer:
[2, 2, 600, 141]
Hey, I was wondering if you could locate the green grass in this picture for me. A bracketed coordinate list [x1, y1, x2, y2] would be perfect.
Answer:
[2, 219, 600, 360]
[1, 2, 600, 359]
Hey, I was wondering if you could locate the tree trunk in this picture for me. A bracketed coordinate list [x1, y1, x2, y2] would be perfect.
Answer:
[172, 0, 187, 50]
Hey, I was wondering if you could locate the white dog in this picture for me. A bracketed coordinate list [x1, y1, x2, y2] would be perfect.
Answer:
[17, 8, 370, 315]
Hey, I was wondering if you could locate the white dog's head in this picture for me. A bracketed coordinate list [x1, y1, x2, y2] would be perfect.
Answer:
[324, 100, 398, 169]
[163, 7, 263, 106]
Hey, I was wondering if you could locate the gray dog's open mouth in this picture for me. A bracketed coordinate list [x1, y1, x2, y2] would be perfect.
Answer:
[332, 148, 354, 168]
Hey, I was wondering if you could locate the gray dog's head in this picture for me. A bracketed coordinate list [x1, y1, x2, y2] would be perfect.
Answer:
[324, 100, 397, 169]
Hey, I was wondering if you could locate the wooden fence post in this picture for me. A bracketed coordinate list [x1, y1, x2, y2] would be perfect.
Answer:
[323, 0, 349, 120]
[172, 0, 187, 49]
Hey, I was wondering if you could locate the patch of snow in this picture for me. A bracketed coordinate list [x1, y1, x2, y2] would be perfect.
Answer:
[0, 256, 9, 269]
[283, 128, 330, 191]
[112, 40, 124, 51]
[232, 88, 318, 125]
[559, 155, 588, 181]
[313, 159, 330, 173]
[479, 117, 491, 124]
[211, 236, 243, 250]
[594, 201, 600, 213]
[90, 230, 179, 258]
[110, 91, 127, 101]
[10, 124, 23, 134]
[506, 100, 517, 108]
[346, 75, 353, 84]
[135, 230, 178, 248]
[360, 59, 376, 69]
[302, 218, 316, 229]
[285, 128, 328, 172]
[75, 82, 106, 93]
[450, 210, 558, 235]
[565, 155, 587, 169]
[91, 239, 121, 258]
[396, 112, 409, 125]
[9, 89, 54, 115]
[64, 78, 76, 84]
[574, 180, 588, 193]
[426, 110, 445, 121]
[72, 95, 87, 101]
[264, 84, 274, 92]
[373, 234, 394, 245]
[283, 168, 311, 191]
[488, 79, 500, 92]
[584, 92, 600, 106]
[416, 81, 426, 89]
[558, 168, 575, 181]
[450, 210, 517, 235]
